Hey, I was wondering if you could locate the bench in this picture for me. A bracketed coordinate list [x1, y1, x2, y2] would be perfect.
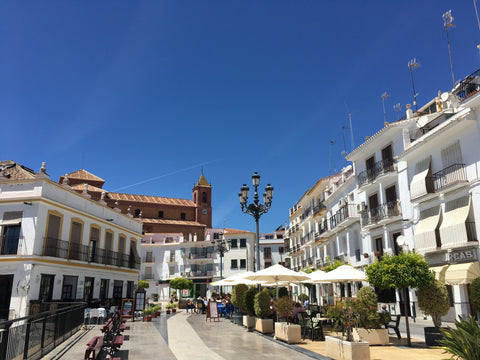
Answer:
[102, 314, 125, 356]
[385, 315, 401, 339]
[83, 336, 103, 360]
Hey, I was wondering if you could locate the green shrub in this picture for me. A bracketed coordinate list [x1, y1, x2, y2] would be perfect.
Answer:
[437, 315, 480, 360]
[298, 293, 309, 302]
[418, 279, 450, 327]
[278, 287, 289, 298]
[471, 277, 480, 313]
[254, 289, 271, 319]
[244, 287, 256, 316]
[274, 296, 295, 322]
[143, 307, 153, 316]
[231, 284, 248, 312]
[137, 280, 149, 289]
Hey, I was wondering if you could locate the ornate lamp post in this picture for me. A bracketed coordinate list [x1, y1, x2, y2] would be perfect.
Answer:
[239, 172, 274, 272]
[211, 233, 231, 295]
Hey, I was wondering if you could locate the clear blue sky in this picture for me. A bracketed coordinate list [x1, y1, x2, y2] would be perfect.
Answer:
[2, 1, 479, 233]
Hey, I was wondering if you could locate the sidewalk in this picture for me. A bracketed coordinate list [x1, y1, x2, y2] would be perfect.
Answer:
[39, 310, 450, 360]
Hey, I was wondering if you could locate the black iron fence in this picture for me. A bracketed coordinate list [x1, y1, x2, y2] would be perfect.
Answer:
[0, 302, 85, 360]
[430, 163, 467, 191]
[357, 158, 396, 186]
[43, 238, 140, 270]
[361, 200, 402, 226]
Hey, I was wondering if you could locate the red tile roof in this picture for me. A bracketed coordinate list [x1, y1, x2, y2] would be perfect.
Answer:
[71, 184, 104, 192]
[141, 219, 206, 226]
[224, 228, 254, 235]
[108, 192, 195, 206]
[62, 169, 105, 183]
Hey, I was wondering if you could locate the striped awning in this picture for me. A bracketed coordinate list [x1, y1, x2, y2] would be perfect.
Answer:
[444, 262, 480, 285]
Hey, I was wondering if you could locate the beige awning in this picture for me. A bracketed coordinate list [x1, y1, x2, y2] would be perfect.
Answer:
[440, 196, 471, 248]
[410, 157, 432, 199]
[444, 262, 480, 285]
[1, 211, 23, 226]
[430, 265, 449, 283]
[414, 206, 441, 253]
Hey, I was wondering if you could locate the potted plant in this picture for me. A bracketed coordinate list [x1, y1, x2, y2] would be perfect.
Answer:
[471, 277, 480, 316]
[437, 315, 480, 360]
[417, 279, 451, 346]
[153, 304, 161, 317]
[231, 284, 248, 325]
[365, 252, 434, 347]
[166, 302, 176, 314]
[274, 296, 301, 344]
[350, 287, 390, 345]
[152, 293, 159, 302]
[243, 287, 256, 329]
[143, 307, 153, 322]
[325, 300, 371, 360]
[254, 289, 273, 334]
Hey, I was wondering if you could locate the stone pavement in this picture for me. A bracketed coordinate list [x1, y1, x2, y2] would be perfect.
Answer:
[40, 310, 450, 360]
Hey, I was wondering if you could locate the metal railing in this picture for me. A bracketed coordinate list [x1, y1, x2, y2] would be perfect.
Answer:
[142, 256, 155, 263]
[357, 158, 396, 186]
[453, 68, 480, 101]
[431, 163, 467, 191]
[313, 203, 326, 215]
[361, 200, 402, 226]
[43, 238, 140, 269]
[330, 204, 359, 229]
[0, 302, 85, 360]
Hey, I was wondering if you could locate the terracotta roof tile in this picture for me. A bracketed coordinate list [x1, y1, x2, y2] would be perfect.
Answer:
[0, 161, 37, 181]
[108, 192, 195, 206]
[224, 228, 254, 235]
[71, 184, 105, 192]
[141, 219, 206, 226]
[63, 169, 105, 183]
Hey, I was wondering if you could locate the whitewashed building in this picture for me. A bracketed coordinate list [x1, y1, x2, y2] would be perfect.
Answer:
[0, 161, 142, 320]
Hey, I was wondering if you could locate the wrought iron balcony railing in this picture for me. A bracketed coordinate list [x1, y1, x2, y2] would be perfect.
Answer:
[357, 158, 396, 186]
[361, 200, 402, 226]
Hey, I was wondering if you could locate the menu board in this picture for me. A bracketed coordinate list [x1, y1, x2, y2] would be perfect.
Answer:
[206, 301, 219, 322]
[121, 299, 135, 321]
[135, 292, 145, 311]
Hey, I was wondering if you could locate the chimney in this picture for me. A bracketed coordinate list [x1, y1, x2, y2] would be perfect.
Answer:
[406, 104, 414, 119]
[436, 90, 443, 112]
[39, 162, 46, 174]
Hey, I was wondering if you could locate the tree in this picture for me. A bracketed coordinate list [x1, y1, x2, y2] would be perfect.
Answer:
[231, 284, 248, 313]
[137, 280, 149, 289]
[365, 252, 434, 347]
[417, 279, 450, 327]
[471, 277, 480, 314]
[169, 277, 193, 296]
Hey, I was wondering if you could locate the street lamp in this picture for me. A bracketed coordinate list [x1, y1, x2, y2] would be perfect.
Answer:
[211, 233, 231, 295]
[239, 172, 274, 272]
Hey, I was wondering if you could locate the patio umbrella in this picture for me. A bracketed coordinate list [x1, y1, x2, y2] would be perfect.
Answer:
[302, 270, 327, 283]
[244, 264, 310, 299]
[321, 265, 366, 282]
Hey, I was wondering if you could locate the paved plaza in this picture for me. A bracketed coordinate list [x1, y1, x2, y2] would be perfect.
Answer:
[41, 310, 450, 360]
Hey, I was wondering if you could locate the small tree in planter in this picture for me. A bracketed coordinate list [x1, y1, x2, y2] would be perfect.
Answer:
[366, 251, 434, 347]
[143, 307, 153, 322]
[254, 289, 273, 333]
[232, 284, 248, 325]
[417, 279, 451, 346]
[243, 287, 257, 329]
[169, 277, 193, 306]
[274, 296, 295, 323]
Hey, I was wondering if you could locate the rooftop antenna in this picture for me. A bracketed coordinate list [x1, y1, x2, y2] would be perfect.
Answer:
[443, 10, 456, 87]
[474, 0, 480, 50]
[341, 126, 348, 165]
[329, 140, 336, 175]
[393, 103, 403, 120]
[344, 101, 355, 150]
[381, 92, 391, 123]
[408, 58, 420, 111]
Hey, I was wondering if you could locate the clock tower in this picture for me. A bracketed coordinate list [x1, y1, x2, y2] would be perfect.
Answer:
[193, 174, 212, 228]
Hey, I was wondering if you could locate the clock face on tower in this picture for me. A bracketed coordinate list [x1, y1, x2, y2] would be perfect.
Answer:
[202, 209, 208, 215]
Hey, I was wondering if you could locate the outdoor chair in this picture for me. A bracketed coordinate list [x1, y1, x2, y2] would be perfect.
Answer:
[297, 312, 324, 341]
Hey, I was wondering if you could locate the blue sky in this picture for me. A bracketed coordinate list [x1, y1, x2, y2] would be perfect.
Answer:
[2, 1, 480, 233]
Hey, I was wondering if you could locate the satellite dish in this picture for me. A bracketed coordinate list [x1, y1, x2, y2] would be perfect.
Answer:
[440, 92, 450, 102]
[396, 235, 405, 246]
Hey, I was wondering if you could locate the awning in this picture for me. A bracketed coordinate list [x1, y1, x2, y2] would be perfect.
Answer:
[444, 262, 480, 285]
[440, 196, 471, 248]
[414, 206, 441, 253]
[1, 211, 23, 226]
[410, 157, 432, 199]
[430, 265, 449, 283]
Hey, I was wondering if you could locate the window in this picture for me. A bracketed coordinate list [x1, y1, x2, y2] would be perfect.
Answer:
[279, 247, 284, 254]
[134, 209, 141, 217]
[230, 239, 238, 248]
[265, 234, 274, 239]
[127, 281, 134, 298]
[231, 259, 238, 269]
[181, 213, 186, 220]
[277, 234, 283, 239]
[100, 279, 109, 300]
[84, 277, 94, 303]
[264, 247, 271, 259]
[104, 231, 113, 265]
[240, 239, 246, 248]
[144, 267, 152, 279]
[264, 261, 272, 268]
[158, 211, 164, 219]
[89, 227, 100, 263]
[39, 274, 54, 302]
[62, 275, 77, 300]
[113, 280, 123, 299]
[202, 191, 207, 203]
[117, 235, 126, 266]
[68, 220, 83, 261]
[45, 212, 61, 257]
[1, 225, 21, 255]
[146, 251, 153, 262]
[240, 259, 246, 269]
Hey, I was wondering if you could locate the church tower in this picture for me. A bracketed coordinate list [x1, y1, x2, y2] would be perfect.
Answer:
[193, 174, 212, 228]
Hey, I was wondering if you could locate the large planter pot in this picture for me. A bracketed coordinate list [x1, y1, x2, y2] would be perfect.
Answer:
[233, 313, 243, 325]
[243, 315, 255, 329]
[144, 316, 152, 322]
[352, 328, 389, 345]
[255, 318, 274, 334]
[274, 322, 301, 344]
[424, 327, 445, 347]
[325, 335, 370, 360]
[172, 308, 177, 313]
[166, 310, 171, 315]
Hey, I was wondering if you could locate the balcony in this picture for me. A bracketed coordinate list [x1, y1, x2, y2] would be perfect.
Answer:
[43, 238, 141, 269]
[167, 256, 176, 263]
[412, 164, 468, 200]
[300, 207, 312, 221]
[331, 204, 360, 230]
[453, 68, 480, 101]
[143, 256, 155, 263]
[313, 203, 326, 216]
[357, 158, 396, 187]
[361, 200, 402, 227]
[0, 235, 26, 255]
[186, 270, 213, 278]
[183, 253, 214, 262]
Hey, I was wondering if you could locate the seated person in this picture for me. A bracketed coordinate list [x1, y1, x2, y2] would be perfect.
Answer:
[291, 302, 306, 324]
[185, 298, 194, 313]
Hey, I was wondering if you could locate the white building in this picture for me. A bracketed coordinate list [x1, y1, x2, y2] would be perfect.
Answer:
[259, 227, 285, 269]
[0, 161, 142, 320]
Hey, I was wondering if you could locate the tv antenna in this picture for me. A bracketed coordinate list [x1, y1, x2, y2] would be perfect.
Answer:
[329, 140, 336, 175]
[341, 126, 348, 165]
[393, 103, 403, 120]
[381, 92, 390, 123]
[443, 10, 456, 87]
[408, 58, 420, 111]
